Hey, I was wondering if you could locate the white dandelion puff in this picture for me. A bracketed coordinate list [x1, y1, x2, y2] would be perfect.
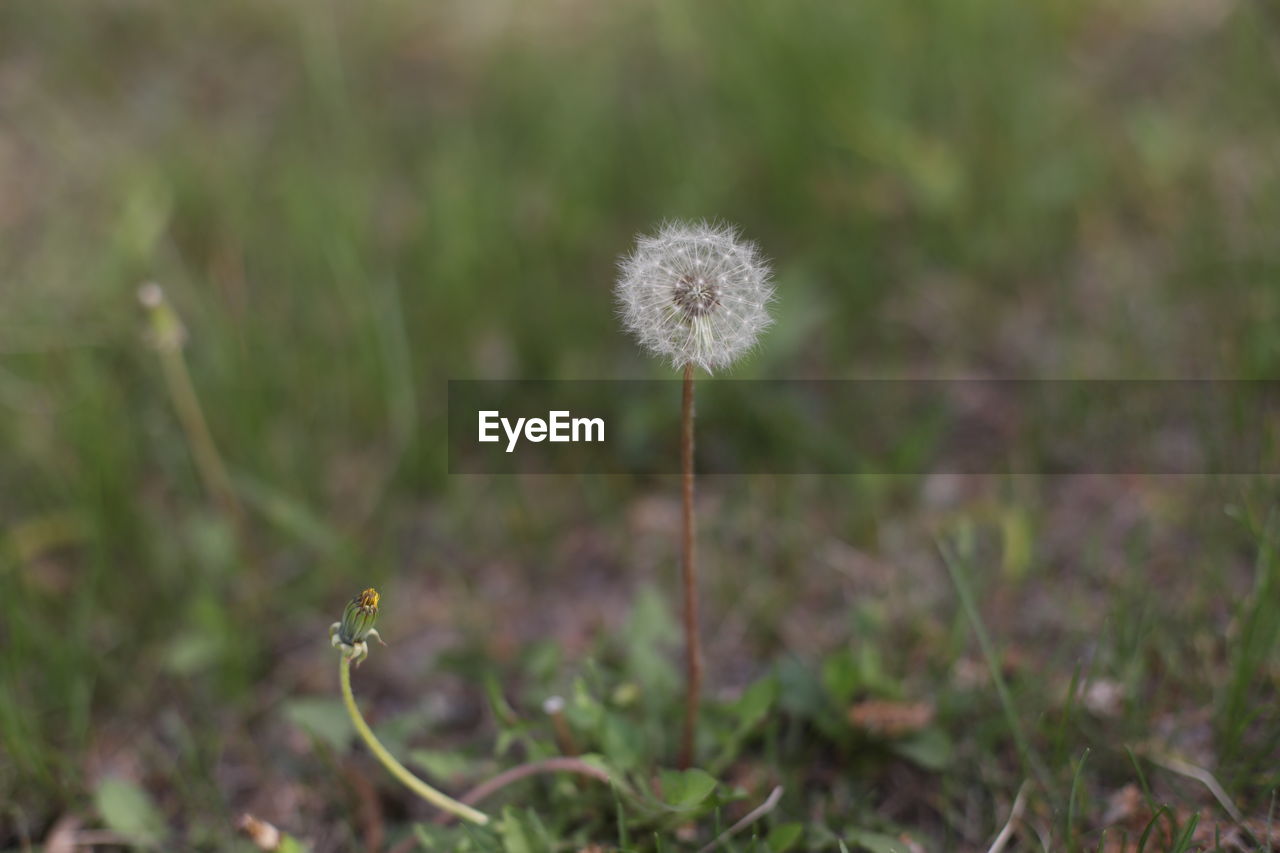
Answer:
[616, 220, 774, 372]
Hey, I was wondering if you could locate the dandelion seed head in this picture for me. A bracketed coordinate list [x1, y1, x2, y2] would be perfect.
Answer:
[616, 220, 774, 372]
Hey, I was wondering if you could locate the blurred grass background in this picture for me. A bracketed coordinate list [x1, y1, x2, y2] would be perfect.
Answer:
[2, 0, 1280, 848]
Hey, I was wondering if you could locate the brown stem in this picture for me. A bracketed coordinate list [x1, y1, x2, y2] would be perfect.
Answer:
[433, 758, 615, 825]
[543, 697, 580, 756]
[678, 362, 702, 769]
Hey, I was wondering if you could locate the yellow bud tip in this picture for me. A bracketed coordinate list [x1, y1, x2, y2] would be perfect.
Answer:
[358, 587, 380, 612]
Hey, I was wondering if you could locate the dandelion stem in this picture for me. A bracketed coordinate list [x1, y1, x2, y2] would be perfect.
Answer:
[338, 655, 489, 825]
[159, 347, 240, 520]
[678, 361, 703, 769]
[139, 284, 242, 523]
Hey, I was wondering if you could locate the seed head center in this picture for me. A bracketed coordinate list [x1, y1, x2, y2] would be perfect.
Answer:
[673, 273, 721, 318]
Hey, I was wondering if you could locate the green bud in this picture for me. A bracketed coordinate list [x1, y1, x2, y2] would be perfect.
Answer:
[338, 588, 380, 645]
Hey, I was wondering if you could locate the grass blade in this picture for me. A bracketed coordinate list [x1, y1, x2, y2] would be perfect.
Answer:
[1067, 748, 1090, 852]
[939, 540, 1054, 797]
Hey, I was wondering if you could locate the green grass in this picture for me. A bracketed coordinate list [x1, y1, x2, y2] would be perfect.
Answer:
[2, 0, 1280, 849]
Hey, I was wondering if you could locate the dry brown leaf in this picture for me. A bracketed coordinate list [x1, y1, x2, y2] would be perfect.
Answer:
[674, 822, 699, 842]
[1080, 678, 1125, 718]
[848, 699, 934, 737]
[1100, 783, 1144, 827]
[897, 833, 927, 853]
[42, 815, 80, 853]
[237, 813, 282, 851]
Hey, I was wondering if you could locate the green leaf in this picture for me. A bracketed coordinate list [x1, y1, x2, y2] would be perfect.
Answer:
[766, 822, 805, 852]
[821, 650, 861, 705]
[495, 807, 552, 853]
[277, 836, 310, 853]
[184, 512, 238, 572]
[94, 777, 166, 845]
[568, 677, 604, 729]
[610, 681, 641, 708]
[374, 707, 436, 758]
[410, 749, 474, 781]
[891, 727, 952, 770]
[496, 809, 533, 853]
[732, 674, 778, 729]
[234, 475, 346, 555]
[846, 830, 911, 853]
[601, 713, 645, 771]
[624, 586, 679, 696]
[283, 698, 351, 750]
[520, 639, 561, 684]
[494, 727, 520, 757]
[776, 658, 827, 718]
[710, 674, 780, 775]
[658, 768, 719, 809]
[414, 823, 475, 851]
[162, 630, 223, 675]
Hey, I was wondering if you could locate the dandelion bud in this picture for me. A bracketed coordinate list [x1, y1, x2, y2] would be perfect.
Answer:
[340, 588, 379, 643]
[331, 588, 384, 663]
[616, 220, 774, 373]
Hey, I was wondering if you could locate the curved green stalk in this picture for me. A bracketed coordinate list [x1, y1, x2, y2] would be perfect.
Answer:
[339, 656, 490, 825]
